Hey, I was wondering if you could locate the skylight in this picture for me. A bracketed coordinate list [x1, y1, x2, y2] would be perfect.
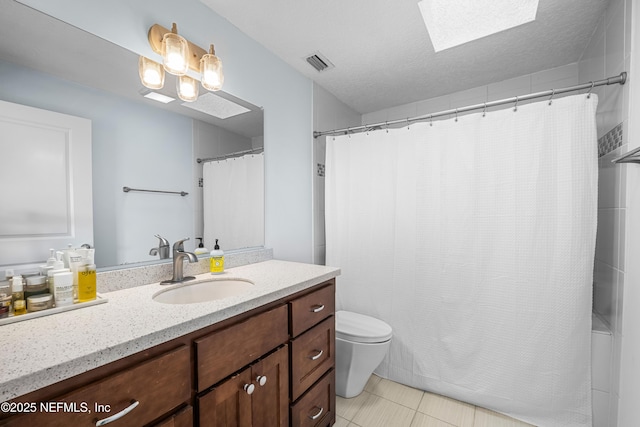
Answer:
[418, 0, 539, 52]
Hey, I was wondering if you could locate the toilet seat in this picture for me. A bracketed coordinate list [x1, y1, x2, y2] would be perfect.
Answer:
[336, 310, 393, 343]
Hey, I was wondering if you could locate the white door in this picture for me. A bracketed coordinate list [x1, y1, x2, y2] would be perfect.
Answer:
[0, 100, 92, 268]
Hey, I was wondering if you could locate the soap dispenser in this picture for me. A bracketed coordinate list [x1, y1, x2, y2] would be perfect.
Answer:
[210, 239, 224, 274]
[194, 238, 209, 255]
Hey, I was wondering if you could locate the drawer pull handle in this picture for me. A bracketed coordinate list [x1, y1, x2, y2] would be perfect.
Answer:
[310, 304, 325, 313]
[95, 400, 139, 426]
[244, 383, 256, 395]
[308, 406, 324, 420]
[308, 349, 324, 360]
[256, 375, 268, 386]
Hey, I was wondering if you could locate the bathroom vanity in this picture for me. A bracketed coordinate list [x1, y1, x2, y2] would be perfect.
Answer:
[0, 260, 339, 427]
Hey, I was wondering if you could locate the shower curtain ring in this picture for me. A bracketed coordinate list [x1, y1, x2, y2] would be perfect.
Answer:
[483, 103, 487, 117]
[347, 127, 352, 138]
[430, 115, 433, 126]
[385, 121, 389, 133]
[548, 89, 556, 105]
[513, 96, 519, 112]
[455, 109, 458, 122]
[406, 118, 410, 130]
[587, 81, 595, 98]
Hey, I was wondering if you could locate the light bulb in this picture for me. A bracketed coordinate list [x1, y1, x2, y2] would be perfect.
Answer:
[161, 25, 189, 76]
[200, 45, 224, 91]
[177, 75, 199, 102]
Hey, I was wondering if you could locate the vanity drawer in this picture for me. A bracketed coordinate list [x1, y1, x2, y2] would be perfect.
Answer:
[290, 369, 335, 427]
[290, 316, 335, 401]
[289, 282, 335, 337]
[2, 345, 190, 427]
[195, 304, 288, 391]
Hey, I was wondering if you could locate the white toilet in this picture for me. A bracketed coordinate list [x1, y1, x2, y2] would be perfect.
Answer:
[335, 310, 393, 398]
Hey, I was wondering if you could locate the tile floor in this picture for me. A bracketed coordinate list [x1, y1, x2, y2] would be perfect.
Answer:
[335, 375, 535, 427]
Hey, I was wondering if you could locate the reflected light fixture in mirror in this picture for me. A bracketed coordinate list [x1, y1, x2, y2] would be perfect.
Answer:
[177, 75, 199, 102]
[138, 56, 165, 89]
[201, 44, 224, 91]
[161, 23, 189, 75]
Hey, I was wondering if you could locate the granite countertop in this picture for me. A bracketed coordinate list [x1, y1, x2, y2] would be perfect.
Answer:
[0, 259, 340, 402]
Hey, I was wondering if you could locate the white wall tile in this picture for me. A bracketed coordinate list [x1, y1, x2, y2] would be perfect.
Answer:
[593, 260, 616, 326]
[592, 330, 612, 392]
[592, 389, 610, 427]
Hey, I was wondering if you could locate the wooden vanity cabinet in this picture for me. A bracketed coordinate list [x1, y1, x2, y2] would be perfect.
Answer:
[1, 279, 337, 427]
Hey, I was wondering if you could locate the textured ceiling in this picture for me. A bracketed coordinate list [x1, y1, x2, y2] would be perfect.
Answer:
[199, 0, 610, 114]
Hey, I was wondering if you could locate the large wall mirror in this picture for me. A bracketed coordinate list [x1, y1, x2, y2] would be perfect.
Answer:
[0, 1, 264, 270]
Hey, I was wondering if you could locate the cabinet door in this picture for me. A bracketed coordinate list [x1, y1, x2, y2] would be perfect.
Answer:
[251, 346, 289, 427]
[153, 405, 193, 427]
[198, 368, 253, 427]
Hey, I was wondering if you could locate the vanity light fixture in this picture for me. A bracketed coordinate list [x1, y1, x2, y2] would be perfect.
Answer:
[139, 22, 225, 102]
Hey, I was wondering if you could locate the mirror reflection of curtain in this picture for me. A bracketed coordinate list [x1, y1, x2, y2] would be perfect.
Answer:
[203, 153, 264, 251]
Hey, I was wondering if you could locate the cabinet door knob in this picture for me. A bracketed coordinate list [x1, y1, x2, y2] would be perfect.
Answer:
[308, 349, 324, 361]
[256, 375, 268, 386]
[310, 304, 325, 313]
[308, 406, 324, 420]
[95, 400, 139, 426]
[243, 383, 255, 395]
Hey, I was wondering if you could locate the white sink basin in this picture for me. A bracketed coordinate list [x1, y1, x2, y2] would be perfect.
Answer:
[152, 278, 254, 304]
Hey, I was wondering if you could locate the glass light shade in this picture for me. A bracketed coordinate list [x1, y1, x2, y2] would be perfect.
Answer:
[138, 56, 164, 89]
[162, 32, 189, 75]
[177, 75, 199, 102]
[200, 54, 224, 91]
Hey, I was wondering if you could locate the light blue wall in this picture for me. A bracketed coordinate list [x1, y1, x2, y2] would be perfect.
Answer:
[18, 0, 315, 263]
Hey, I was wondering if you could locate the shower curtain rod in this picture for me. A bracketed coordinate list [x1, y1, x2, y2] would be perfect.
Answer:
[313, 71, 627, 138]
[197, 147, 264, 164]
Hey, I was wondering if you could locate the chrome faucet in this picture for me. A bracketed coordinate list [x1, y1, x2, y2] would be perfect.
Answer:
[149, 234, 170, 259]
[161, 238, 198, 285]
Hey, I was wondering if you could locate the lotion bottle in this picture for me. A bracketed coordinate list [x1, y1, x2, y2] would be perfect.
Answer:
[53, 271, 74, 307]
[209, 239, 224, 274]
[194, 238, 209, 255]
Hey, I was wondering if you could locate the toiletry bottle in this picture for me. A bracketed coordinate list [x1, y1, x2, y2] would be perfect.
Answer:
[47, 252, 66, 294]
[210, 239, 224, 274]
[78, 251, 96, 302]
[53, 271, 74, 307]
[13, 299, 26, 316]
[194, 238, 209, 255]
[11, 276, 24, 315]
[39, 248, 57, 277]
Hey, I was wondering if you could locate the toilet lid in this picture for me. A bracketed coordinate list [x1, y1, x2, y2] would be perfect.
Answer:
[336, 310, 393, 343]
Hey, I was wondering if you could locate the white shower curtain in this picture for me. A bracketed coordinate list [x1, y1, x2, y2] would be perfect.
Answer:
[203, 153, 264, 251]
[326, 94, 597, 427]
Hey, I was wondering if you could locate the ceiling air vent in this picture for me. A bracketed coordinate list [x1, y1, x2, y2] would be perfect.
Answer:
[305, 52, 334, 72]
